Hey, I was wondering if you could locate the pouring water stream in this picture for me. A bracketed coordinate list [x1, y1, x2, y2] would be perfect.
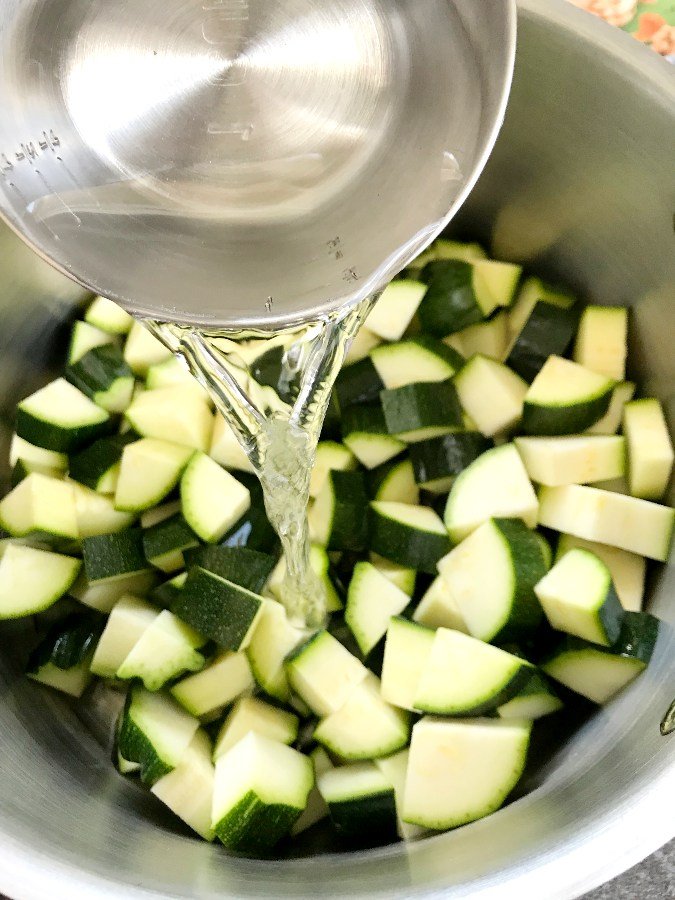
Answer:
[147, 295, 374, 629]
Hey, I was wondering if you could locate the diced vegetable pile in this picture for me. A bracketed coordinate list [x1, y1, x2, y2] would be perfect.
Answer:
[0, 238, 672, 856]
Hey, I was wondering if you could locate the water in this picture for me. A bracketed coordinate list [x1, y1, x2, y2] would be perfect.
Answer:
[147, 297, 373, 628]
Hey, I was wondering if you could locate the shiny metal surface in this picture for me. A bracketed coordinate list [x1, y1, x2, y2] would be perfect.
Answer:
[0, 0, 514, 329]
[0, 2, 674, 899]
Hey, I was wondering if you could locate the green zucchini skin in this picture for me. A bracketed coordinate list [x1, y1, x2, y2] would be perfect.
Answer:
[171, 567, 262, 650]
[507, 301, 579, 383]
[380, 381, 463, 436]
[418, 260, 483, 336]
[182, 545, 276, 594]
[523, 391, 613, 436]
[66, 343, 134, 398]
[69, 433, 136, 491]
[27, 611, 104, 674]
[325, 471, 370, 552]
[327, 791, 398, 846]
[369, 505, 451, 574]
[410, 432, 492, 486]
[341, 403, 390, 440]
[335, 358, 384, 409]
[82, 528, 149, 583]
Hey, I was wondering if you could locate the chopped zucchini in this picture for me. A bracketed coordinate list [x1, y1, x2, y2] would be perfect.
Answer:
[345, 561, 411, 656]
[16, 378, 112, 453]
[341, 404, 406, 470]
[285, 630, 368, 717]
[334, 358, 384, 410]
[69, 433, 135, 494]
[374, 750, 426, 841]
[90, 595, 159, 678]
[183, 545, 276, 595]
[370, 336, 463, 389]
[0, 544, 81, 618]
[515, 435, 625, 487]
[211, 733, 313, 854]
[437, 518, 547, 643]
[209, 413, 255, 474]
[523, 357, 615, 436]
[574, 305, 628, 381]
[507, 278, 576, 339]
[586, 381, 635, 435]
[181, 452, 251, 543]
[507, 300, 579, 383]
[27, 612, 102, 692]
[344, 326, 381, 365]
[368, 553, 416, 596]
[418, 260, 520, 337]
[381, 617, 435, 711]
[151, 730, 216, 841]
[454, 355, 527, 437]
[497, 671, 563, 720]
[9, 434, 68, 473]
[413, 576, 468, 632]
[66, 344, 135, 413]
[367, 458, 419, 504]
[246, 599, 304, 701]
[444, 443, 538, 544]
[146, 356, 211, 405]
[68, 320, 115, 365]
[70, 481, 136, 538]
[402, 717, 531, 830]
[85, 296, 133, 335]
[450, 311, 509, 362]
[623, 399, 674, 500]
[125, 386, 213, 452]
[171, 567, 264, 651]
[213, 696, 299, 760]
[0, 473, 79, 542]
[171, 651, 254, 718]
[369, 501, 450, 574]
[27, 657, 92, 698]
[123, 321, 172, 376]
[556, 534, 645, 612]
[542, 612, 659, 703]
[538, 484, 674, 562]
[82, 528, 150, 585]
[310, 442, 357, 498]
[142, 513, 200, 573]
[314, 675, 411, 761]
[115, 438, 194, 513]
[535, 549, 625, 646]
[72, 569, 157, 614]
[409, 431, 491, 493]
[365, 280, 426, 342]
[380, 380, 463, 443]
[116, 609, 205, 691]
[413, 629, 533, 716]
[266, 545, 342, 613]
[117, 685, 200, 785]
[308, 470, 369, 551]
[318, 762, 397, 845]
[291, 747, 334, 836]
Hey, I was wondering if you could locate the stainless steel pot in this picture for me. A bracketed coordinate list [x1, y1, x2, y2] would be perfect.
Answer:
[0, 2, 673, 898]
